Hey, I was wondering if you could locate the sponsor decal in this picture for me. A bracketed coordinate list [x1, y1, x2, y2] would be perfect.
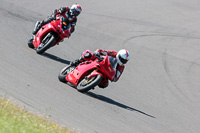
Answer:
[63, 22, 67, 25]
[108, 66, 112, 71]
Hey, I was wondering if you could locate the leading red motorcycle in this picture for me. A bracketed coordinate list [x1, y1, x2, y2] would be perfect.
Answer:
[58, 55, 117, 92]
[28, 16, 70, 54]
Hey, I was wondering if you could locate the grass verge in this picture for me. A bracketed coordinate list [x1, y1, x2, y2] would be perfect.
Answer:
[0, 96, 74, 133]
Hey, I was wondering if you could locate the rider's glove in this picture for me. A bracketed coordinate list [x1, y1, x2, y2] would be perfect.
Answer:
[53, 9, 57, 14]
[59, 7, 66, 14]
[58, 10, 63, 14]
[50, 14, 56, 20]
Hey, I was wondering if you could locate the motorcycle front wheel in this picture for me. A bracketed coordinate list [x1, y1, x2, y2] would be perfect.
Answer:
[36, 33, 57, 54]
[77, 74, 103, 93]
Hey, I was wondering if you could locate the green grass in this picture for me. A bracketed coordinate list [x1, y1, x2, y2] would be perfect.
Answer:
[0, 96, 74, 133]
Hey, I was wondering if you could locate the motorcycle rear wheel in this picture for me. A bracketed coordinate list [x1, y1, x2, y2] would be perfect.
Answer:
[77, 74, 103, 93]
[36, 33, 56, 54]
[58, 65, 75, 83]
[28, 38, 34, 49]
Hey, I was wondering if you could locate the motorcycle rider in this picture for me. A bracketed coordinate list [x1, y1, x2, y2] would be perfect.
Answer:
[32, 3, 82, 36]
[70, 49, 129, 88]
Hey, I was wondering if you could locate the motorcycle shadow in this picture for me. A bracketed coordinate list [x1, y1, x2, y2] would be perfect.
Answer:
[42, 52, 70, 65]
[85, 91, 155, 118]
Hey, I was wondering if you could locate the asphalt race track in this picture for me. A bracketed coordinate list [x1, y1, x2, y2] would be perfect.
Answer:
[0, 0, 200, 133]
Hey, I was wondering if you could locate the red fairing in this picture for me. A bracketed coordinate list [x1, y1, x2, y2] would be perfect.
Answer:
[32, 17, 70, 48]
[99, 56, 116, 80]
[96, 49, 125, 82]
[65, 55, 116, 87]
[80, 49, 125, 83]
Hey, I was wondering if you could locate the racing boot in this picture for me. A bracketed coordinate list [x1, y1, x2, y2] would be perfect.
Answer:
[32, 21, 44, 35]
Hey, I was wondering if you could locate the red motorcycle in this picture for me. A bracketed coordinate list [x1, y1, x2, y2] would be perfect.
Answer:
[28, 16, 70, 54]
[58, 55, 117, 92]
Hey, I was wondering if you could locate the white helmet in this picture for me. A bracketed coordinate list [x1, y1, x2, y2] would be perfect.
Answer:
[116, 49, 129, 65]
[70, 4, 82, 16]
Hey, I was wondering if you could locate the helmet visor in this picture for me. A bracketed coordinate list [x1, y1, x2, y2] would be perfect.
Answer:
[73, 10, 80, 16]
[119, 55, 128, 64]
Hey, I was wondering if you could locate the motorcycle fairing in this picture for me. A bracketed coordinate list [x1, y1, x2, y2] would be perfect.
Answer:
[33, 24, 56, 48]
[32, 18, 70, 48]
[97, 56, 116, 80]
[65, 61, 101, 86]
[65, 56, 116, 87]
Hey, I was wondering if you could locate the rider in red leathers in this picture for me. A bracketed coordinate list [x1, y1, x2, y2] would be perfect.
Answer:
[70, 49, 130, 88]
[32, 3, 82, 36]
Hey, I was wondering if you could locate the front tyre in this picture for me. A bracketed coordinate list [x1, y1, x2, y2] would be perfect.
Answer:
[36, 33, 57, 54]
[77, 74, 103, 93]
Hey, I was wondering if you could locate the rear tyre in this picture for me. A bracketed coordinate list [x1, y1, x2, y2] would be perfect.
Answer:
[36, 33, 57, 54]
[28, 38, 34, 49]
[77, 74, 103, 93]
[58, 66, 75, 83]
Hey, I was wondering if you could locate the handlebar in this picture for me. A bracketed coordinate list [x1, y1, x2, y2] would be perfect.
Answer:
[95, 54, 104, 61]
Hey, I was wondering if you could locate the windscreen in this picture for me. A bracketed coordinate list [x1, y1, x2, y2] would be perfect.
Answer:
[109, 56, 117, 69]
[61, 17, 71, 30]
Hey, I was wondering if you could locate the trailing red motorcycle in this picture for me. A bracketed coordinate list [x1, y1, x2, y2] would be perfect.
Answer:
[58, 55, 117, 92]
[28, 16, 70, 54]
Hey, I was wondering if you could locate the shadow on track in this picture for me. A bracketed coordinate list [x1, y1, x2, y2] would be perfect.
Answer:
[42, 52, 70, 65]
[85, 91, 155, 118]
